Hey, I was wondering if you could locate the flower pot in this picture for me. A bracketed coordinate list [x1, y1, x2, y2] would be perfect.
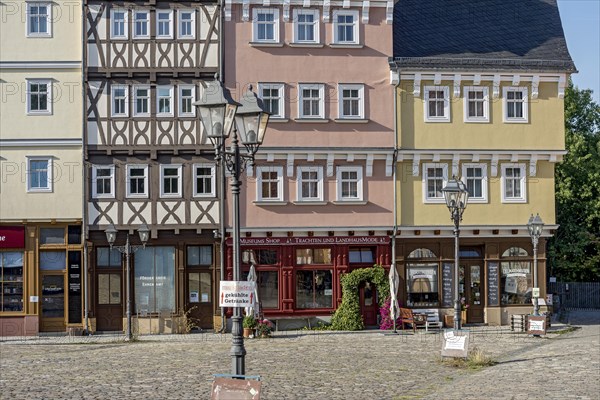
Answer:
[243, 328, 254, 338]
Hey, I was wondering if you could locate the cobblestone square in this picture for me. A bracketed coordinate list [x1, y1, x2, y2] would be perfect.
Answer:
[1, 311, 598, 399]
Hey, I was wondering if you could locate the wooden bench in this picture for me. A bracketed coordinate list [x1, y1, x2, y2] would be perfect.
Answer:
[412, 309, 443, 332]
[399, 308, 421, 333]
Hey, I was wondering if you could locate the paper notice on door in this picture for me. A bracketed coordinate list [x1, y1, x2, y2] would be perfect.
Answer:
[190, 291, 199, 303]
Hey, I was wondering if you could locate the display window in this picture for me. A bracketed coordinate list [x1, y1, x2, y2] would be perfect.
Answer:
[134, 246, 175, 314]
[500, 247, 532, 305]
[1, 252, 24, 312]
[405, 248, 440, 307]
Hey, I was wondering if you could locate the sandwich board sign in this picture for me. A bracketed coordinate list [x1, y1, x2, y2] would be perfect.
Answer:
[527, 315, 547, 335]
[219, 281, 256, 307]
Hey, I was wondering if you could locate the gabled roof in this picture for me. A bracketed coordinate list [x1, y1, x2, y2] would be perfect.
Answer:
[391, 0, 576, 72]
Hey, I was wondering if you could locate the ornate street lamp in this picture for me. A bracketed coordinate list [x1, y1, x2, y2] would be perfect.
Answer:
[105, 224, 149, 341]
[441, 177, 469, 330]
[194, 78, 269, 377]
[527, 213, 544, 316]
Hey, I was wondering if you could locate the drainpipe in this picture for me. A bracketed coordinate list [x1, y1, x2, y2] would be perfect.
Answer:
[81, 1, 90, 335]
[391, 69, 401, 276]
[218, 0, 226, 333]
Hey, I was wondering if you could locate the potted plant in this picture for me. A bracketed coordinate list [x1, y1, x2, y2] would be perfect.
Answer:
[256, 318, 274, 338]
[243, 315, 257, 338]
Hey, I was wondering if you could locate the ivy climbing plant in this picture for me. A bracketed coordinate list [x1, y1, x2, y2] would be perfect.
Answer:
[330, 265, 390, 331]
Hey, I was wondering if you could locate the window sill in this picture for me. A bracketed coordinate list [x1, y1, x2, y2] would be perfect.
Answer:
[253, 200, 288, 206]
[293, 201, 328, 205]
[91, 195, 115, 200]
[333, 118, 369, 124]
[268, 118, 289, 123]
[328, 43, 363, 49]
[250, 41, 284, 48]
[26, 34, 52, 39]
[126, 195, 150, 199]
[423, 199, 446, 204]
[503, 118, 529, 124]
[424, 118, 451, 123]
[467, 198, 488, 204]
[294, 118, 329, 123]
[287, 42, 325, 48]
[160, 196, 183, 200]
[27, 188, 53, 193]
[464, 119, 490, 124]
[332, 200, 368, 205]
[501, 198, 527, 204]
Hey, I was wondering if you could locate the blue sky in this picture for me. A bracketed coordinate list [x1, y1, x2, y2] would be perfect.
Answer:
[557, 0, 600, 103]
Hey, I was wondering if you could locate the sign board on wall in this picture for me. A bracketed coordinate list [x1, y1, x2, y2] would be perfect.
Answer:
[487, 262, 500, 306]
[441, 263, 454, 307]
[226, 236, 391, 246]
[219, 281, 256, 307]
[0, 226, 25, 249]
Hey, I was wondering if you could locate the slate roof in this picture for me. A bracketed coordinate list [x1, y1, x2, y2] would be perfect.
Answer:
[391, 0, 576, 72]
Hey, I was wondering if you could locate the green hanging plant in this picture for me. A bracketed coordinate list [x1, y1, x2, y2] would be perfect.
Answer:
[330, 265, 390, 331]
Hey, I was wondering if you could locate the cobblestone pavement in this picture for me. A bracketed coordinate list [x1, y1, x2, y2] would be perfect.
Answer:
[0, 311, 598, 400]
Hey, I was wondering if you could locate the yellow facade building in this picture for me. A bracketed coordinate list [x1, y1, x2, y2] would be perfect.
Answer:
[389, 0, 576, 325]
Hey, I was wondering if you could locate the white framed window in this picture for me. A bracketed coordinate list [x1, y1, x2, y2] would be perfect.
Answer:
[27, 79, 52, 114]
[27, 157, 53, 192]
[193, 164, 216, 197]
[133, 85, 150, 116]
[424, 86, 450, 122]
[110, 9, 128, 39]
[293, 9, 319, 43]
[133, 10, 149, 38]
[503, 87, 529, 123]
[332, 10, 359, 44]
[156, 9, 173, 39]
[501, 163, 527, 203]
[336, 166, 363, 201]
[91, 165, 115, 198]
[461, 163, 488, 203]
[178, 85, 196, 117]
[298, 84, 324, 119]
[177, 9, 195, 39]
[338, 84, 364, 119]
[111, 85, 128, 117]
[252, 8, 279, 43]
[27, 2, 51, 37]
[258, 83, 284, 119]
[160, 164, 182, 198]
[126, 165, 148, 198]
[422, 163, 448, 203]
[463, 86, 489, 123]
[156, 85, 174, 117]
[297, 166, 324, 202]
[256, 166, 284, 202]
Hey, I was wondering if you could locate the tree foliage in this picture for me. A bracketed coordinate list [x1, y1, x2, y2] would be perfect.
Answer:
[548, 81, 600, 281]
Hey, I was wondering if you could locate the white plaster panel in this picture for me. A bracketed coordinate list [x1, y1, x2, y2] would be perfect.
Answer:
[122, 202, 152, 225]
[88, 203, 118, 226]
[87, 44, 100, 67]
[191, 201, 220, 224]
[157, 202, 182, 225]
[87, 122, 99, 145]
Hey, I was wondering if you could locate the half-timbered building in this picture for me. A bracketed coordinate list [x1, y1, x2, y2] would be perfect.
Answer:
[84, 0, 222, 333]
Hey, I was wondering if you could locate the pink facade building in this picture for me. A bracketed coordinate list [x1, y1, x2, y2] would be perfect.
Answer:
[223, 0, 396, 325]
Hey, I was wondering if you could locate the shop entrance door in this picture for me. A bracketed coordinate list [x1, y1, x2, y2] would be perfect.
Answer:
[185, 271, 213, 330]
[40, 274, 66, 332]
[95, 272, 123, 331]
[359, 281, 378, 326]
[459, 262, 485, 324]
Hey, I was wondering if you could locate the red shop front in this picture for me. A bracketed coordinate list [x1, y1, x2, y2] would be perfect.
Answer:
[224, 236, 391, 325]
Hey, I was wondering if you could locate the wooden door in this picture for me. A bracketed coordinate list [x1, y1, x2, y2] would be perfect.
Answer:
[95, 272, 123, 331]
[40, 274, 66, 332]
[185, 271, 213, 330]
[359, 281, 378, 326]
[459, 262, 485, 324]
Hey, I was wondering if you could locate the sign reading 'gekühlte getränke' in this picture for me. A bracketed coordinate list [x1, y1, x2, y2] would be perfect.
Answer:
[219, 281, 256, 307]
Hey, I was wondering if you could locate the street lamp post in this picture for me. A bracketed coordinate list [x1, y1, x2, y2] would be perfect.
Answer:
[194, 78, 269, 376]
[104, 224, 150, 341]
[441, 177, 469, 331]
[527, 213, 544, 316]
